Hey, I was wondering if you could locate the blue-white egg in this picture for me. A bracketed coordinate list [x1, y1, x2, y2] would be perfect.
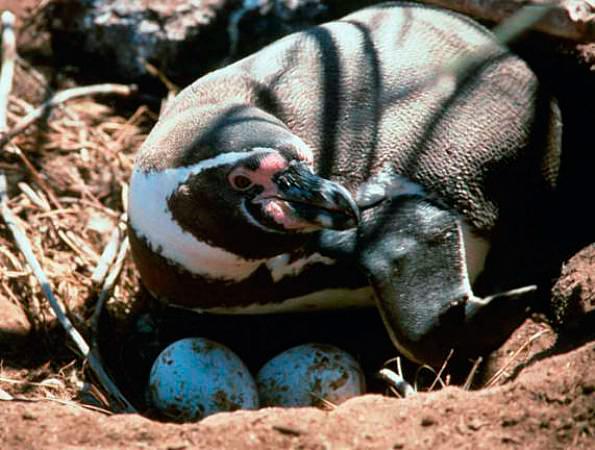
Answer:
[256, 343, 366, 408]
[148, 337, 258, 421]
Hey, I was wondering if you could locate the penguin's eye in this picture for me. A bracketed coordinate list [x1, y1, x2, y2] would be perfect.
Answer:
[229, 174, 254, 191]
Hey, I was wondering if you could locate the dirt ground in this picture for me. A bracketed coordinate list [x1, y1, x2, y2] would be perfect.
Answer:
[0, 338, 593, 450]
[0, 1, 594, 449]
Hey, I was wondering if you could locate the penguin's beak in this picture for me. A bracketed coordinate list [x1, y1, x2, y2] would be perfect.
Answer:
[270, 162, 360, 230]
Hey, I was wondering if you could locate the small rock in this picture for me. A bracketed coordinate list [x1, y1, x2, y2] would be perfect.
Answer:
[0, 296, 31, 348]
[551, 243, 595, 330]
[45, 0, 232, 84]
[467, 419, 484, 431]
[44, 0, 336, 85]
[231, 0, 328, 57]
[420, 415, 437, 427]
[502, 417, 519, 427]
[22, 412, 37, 421]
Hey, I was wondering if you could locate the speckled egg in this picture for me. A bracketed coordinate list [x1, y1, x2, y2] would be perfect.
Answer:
[256, 343, 366, 408]
[148, 337, 258, 421]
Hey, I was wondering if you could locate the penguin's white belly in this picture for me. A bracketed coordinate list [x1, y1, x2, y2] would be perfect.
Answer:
[194, 286, 375, 314]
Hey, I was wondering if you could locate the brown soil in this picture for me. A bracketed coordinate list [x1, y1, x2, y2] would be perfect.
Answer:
[1, 337, 593, 449]
[0, 1, 594, 449]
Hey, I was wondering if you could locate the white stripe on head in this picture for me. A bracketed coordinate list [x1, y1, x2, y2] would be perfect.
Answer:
[129, 148, 275, 281]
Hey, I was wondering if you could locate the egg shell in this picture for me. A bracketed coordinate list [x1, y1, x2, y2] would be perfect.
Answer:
[148, 337, 258, 421]
[256, 343, 366, 408]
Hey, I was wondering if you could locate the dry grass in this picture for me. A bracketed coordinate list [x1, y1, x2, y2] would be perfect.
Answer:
[0, 47, 155, 406]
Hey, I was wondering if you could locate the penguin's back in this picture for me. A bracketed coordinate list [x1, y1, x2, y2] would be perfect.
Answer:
[142, 2, 559, 234]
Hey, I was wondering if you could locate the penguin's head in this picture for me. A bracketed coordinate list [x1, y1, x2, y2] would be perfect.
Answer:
[128, 104, 359, 277]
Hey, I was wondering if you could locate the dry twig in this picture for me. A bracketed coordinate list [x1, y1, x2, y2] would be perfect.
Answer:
[485, 328, 550, 387]
[463, 356, 484, 390]
[18, 181, 50, 211]
[0, 83, 137, 148]
[0, 10, 135, 413]
[309, 392, 338, 410]
[91, 227, 121, 285]
[6, 142, 63, 208]
[0, 11, 15, 132]
[428, 349, 454, 391]
[421, 0, 595, 41]
[0, 177, 134, 412]
[378, 368, 416, 398]
[439, 4, 555, 85]
[91, 236, 130, 336]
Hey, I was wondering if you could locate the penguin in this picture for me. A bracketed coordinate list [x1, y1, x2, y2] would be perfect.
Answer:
[128, 2, 561, 367]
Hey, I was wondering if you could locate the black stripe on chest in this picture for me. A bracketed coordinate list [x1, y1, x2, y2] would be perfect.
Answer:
[129, 228, 369, 311]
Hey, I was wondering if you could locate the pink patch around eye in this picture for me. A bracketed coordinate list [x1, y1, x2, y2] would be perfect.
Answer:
[258, 153, 288, 173]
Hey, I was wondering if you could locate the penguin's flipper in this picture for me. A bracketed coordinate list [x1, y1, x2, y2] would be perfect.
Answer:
[357, 197, 532, 367]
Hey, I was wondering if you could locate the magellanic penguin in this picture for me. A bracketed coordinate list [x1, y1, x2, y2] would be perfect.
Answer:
[128, 2, 561, 367]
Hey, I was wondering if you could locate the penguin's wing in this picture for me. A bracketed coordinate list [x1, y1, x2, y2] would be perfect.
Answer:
[356, 195, 530, 367]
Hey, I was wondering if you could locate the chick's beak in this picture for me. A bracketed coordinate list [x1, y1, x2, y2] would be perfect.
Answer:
[269, 162, 360, 230]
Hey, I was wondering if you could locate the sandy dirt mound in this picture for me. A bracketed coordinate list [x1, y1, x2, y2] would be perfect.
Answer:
[1, 338, 593, 449]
